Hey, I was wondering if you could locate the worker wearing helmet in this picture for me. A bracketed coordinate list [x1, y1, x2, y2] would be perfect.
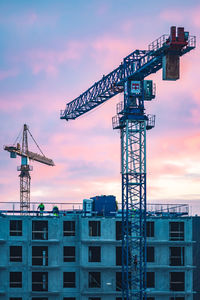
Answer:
[52, 205, 59, 217]
[38, 203, 45, 216]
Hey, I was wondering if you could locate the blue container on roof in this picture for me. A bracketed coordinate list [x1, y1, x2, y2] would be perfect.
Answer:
[91, 195, 117, 216]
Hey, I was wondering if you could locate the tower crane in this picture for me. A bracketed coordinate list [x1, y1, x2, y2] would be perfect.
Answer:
[4, 124, 54, 213]
[60, 27, 195, 299]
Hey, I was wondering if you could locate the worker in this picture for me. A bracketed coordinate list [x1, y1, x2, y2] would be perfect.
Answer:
[38, 203, 45, 216]
[52, 205, 59, 216]
[134, 255, 138, 271]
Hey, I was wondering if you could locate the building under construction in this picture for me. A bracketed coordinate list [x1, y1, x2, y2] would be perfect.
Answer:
[0, 197, 199, 300]
[2, 26, 197, 300]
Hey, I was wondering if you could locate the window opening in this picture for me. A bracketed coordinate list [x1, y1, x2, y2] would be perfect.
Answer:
[32, 221, 48, 240]
[10, 272, 22, 288]
[116, 221, 122, 240]
[63, 221, 75, 236]
[146, 272, 155, 288]
[32, 246, 48, 266]
[170, 247, 184, 266]
[147, 247, 154, 262]
[89, 221, 101, 236]
[169, 222, 184, 241]
[32, 272, 48, 291]
[63, 272, 76, 288]
[89, 246, 101, 262]
[10, 220, 22, 236]
[10, 246, 22, 262]
[170, 272, 185, 291]
[32, 298, 48, 300]
[88, 272, 101, 288]
[116, 247, 122, 266]
[63, 246, 75, 262]
[146, 222, 154, 237]
[116, 272, 122, 291]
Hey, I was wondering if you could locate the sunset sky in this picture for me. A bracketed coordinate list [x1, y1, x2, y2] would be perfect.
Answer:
[0, 0, 200, 214]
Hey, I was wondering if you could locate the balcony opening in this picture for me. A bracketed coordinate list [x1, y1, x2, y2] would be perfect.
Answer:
[170, 272, 185, 291]
[89, 298, 101, 300]
[10, 246, 22, 262]
[89, 272, 101, 288]
[89, 246, 101, 262]
[10, 272, 22, 288]
[147, 246, 155, 262]
[32, 246, 48, 266]
[63, 272, 76, 288]
[63, 221, 76, 236]
[169, 222, 184, 241]
[63, 298, 76, 300]
[32, 272, 48, 291]
[10, 220, 22, 236]
[147, 272, 155, 288]
[89, 221, 101, 237]
[147, 221, 154, 237]
[32, 221, 48, 240]
[10, 298, 22, 300]
[170, 247, 184, 266]
[63, 246, 76, 262]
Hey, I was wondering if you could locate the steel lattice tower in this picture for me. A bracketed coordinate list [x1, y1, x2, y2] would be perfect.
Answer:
[113, 79, 154, 299]
[18, 124, 32, 212]
[121, 120, 147, 299]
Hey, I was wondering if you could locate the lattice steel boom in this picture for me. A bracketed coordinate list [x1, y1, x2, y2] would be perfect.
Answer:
[61, 27, 195, 300]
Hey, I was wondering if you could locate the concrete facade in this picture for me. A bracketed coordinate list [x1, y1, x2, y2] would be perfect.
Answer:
[0, 210, 195, 300]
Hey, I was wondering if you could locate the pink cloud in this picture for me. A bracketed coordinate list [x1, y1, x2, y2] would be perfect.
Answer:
[13, 40, 86, 76]
[0, 68, 19, 80]
[159, 10, 184, 23]
[96, 3, 110, 16]
[91, 35, 136, 70]
[191, 6, 200, 28]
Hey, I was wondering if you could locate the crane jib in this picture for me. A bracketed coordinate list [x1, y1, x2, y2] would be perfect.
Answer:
[60, 32, 195, 121]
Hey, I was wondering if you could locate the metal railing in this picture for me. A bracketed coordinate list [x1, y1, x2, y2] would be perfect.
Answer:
[0, 202, 189, 217]
[148, 34, 169, 51]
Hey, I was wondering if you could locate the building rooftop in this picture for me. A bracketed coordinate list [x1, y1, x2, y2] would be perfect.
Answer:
[0, 199, 189, 218]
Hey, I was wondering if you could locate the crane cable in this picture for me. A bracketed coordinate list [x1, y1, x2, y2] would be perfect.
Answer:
[27, 127, 45, 157]
[12, 126, 23, 146]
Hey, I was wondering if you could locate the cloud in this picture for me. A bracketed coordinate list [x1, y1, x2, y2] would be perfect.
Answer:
[26, 41, 86, 75]
[0, 69, 19, 80]
[159, 10, 184, 23]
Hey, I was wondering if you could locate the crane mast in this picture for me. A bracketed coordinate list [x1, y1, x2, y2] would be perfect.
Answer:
[18, 124, 32, 212]
[4, 124, 54, 213]
[61, 27, 195, 299]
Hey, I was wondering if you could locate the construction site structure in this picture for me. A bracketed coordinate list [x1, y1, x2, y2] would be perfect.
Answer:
[4, 124, 54, 213]
[60, 26, 196, 300]
[0, 199, 197, 300]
